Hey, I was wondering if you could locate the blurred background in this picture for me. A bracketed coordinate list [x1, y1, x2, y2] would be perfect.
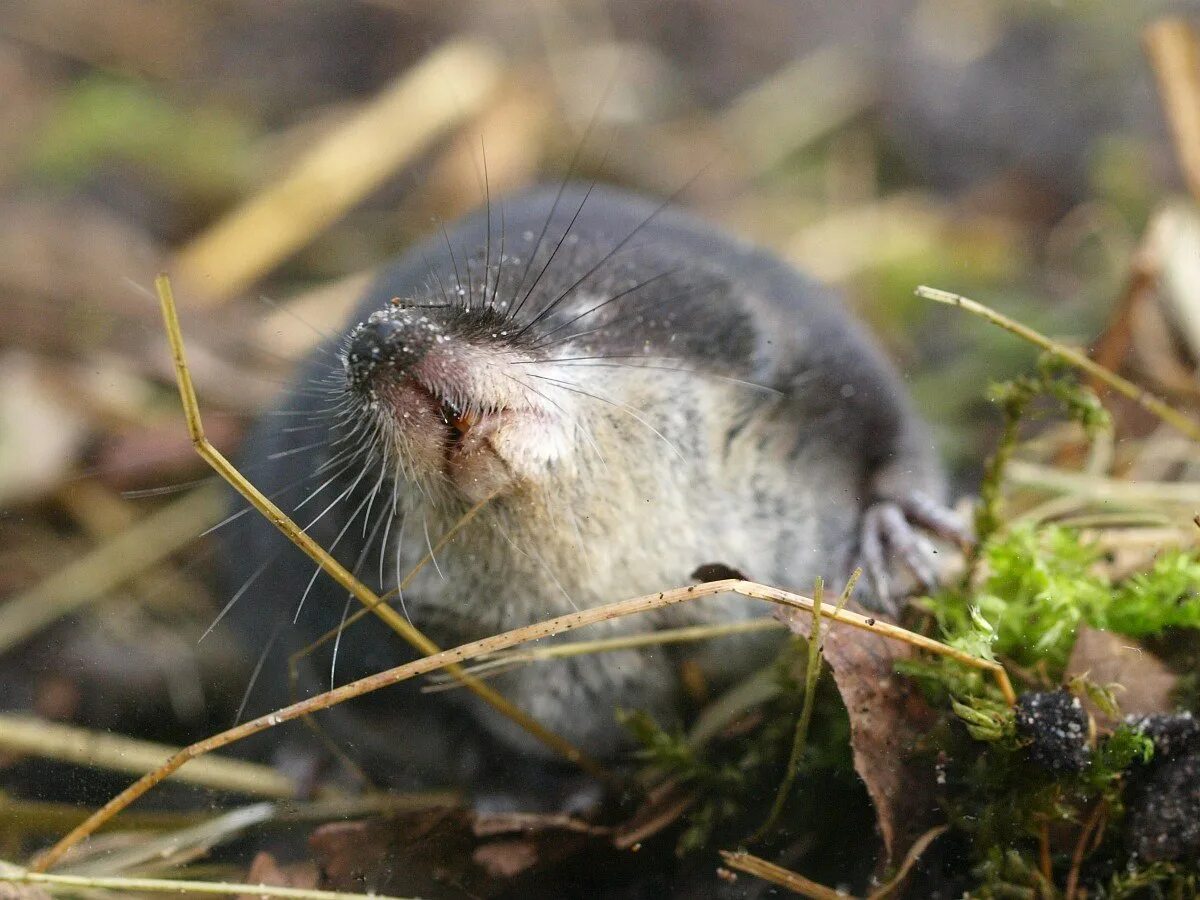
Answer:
[0, 0, 1197, 832]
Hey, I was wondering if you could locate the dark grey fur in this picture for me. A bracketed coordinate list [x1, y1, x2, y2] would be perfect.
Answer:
[224, 184, 952, 797]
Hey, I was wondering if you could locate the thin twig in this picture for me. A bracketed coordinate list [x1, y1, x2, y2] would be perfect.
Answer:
[753, 571, 860, 842]
[172, 40, 502, 302]
[1064, 800, 1108, 900]
[0, 486, 224, 654]
[289, 490, 499, 665]
[31, 577, 1014, 871]
[1038, 821, 1053, 884]
[0, 797, 201, 835]
[424, 618, 784, 689]
[155, 274, 607, 783]
[917, 285, 1200, 444]
[0, 792, 452, 837]
[719, 850, 852, 900]
[753, 578, 826, 842]
[0, 862, 417, 900]
[1144, 18, 1200, 203]
[0, 714, 297, 799]
[867, 824, 949, 899]
[1006, 459, 1200, 510]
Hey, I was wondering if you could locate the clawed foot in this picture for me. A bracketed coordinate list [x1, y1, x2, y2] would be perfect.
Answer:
[856, 492, 973, 615]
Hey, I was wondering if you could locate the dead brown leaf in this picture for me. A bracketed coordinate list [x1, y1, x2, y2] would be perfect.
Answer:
[1065, 627, 1178, 726]
[471, 840, 539, 879]
[471, 810, 611, 839]
[311, 804, 624, 897]
[777, 604, 939, 863]
[310, 810, 475, 897]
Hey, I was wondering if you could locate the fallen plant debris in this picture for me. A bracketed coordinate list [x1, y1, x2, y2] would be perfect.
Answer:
[10, 254, 1200, 899]
[774, 584, 939, 864]
[1065, 627, 1179, 726]
[8, 7, 1200, 899]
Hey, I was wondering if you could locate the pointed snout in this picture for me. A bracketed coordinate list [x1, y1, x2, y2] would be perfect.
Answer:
[343, 310, 441, 390]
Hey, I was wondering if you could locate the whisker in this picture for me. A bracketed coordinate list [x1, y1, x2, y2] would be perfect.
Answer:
[528, 373, 685, 460]
[529, 358, 783, 397]
[330, 595, 354, 690]
[290, 441, 375, 513]
[515, 164, 713, 341]
[199, 552, 278, 643]
[293, 477, 377, 622]
[393, 511, 411, 624]
[510, 181, 596, 323]
[441, 223, 466, 296]
[234, 623, 282, 725]
[510, 60, 620, 310]
[122, 476, 218, 499]
[377, 485, 398, 591]
[480, 136, 491, 315]
[422, 512, 445, 581]
[199, 505, 254, 538]
[421, 253, 455, 308]
[490, 196, 506, 312]
[257, 294, 341, 351]
[492, 520, 577, 612]
[267, 439, 338, 462]
[280, 421, 341, 434]
[501, 371, 608, 474]
[528, 269, 678, 348]
[331, 500, 392, 688]
[360, 447, 391, 538]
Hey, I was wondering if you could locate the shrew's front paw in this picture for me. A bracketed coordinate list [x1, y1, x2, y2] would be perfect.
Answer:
[856, 491, 972, 615]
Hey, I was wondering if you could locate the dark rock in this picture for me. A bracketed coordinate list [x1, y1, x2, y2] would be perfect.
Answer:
[1014, 690, 1090, 773]
[1126, 750, 1200, 863]
[1125, 712, 1200, 761]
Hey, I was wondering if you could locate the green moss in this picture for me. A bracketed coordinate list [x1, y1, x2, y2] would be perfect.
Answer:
[904, 366, 1200, 894]
[27, 75, 255, 198]
[920, 524, 1200, 680]
[622, 359, 1200, 893]
[1101, 861, 1199, 898]
[619, 643, 857, 857]
[1101, 551, 1200, 636]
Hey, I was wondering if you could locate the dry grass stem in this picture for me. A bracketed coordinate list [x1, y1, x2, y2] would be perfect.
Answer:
[173, 39, 502, 302]
[917, 286, 1200, 444]
[866, 825, 949, 900]
[719, 850, 851, 899]
[1, 797, 201, 835]
[61, 802, 275, 877]
[1144, 19, 1200, 203]
[291, 490, 499, 665]
[754, 570, 859, 842]
[720, 44, 873, 173]
[1, 792, 451, 838]
[1064, 801, 1109, 900]
[1006, 460, 1200, 512]
[424, 618, 784, 689]
[753, 578, 826, 842]
[0, 485, 224, 653]
[32, 576, 1012, 872]
[154, 274, 605, 782]
[0, 862, 418, 900]
[0, 714, 297, 799]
